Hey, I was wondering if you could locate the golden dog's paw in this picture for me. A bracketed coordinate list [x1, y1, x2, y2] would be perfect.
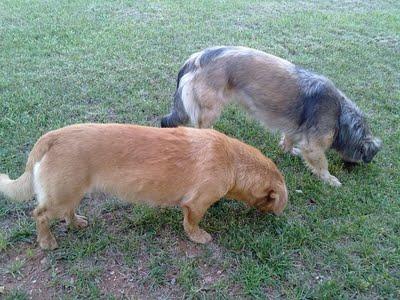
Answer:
[74, 215, 88, 229]
[38, 236, 58, 250]
[188, 229, 212, 244]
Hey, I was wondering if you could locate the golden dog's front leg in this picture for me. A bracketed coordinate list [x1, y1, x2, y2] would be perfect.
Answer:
[301, 146, 342, 187]
[181, 194, 219, 244]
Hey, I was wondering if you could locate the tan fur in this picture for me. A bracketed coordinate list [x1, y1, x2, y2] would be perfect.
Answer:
[0, 130, 57, 201]
[174, 47, 342, 186]
[0, 124, 288, 250]
[188, 49, 300, 130]
[279, 131, 340, 186]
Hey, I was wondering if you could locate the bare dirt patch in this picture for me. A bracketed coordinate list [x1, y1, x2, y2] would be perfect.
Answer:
[1, 244, 59, 299]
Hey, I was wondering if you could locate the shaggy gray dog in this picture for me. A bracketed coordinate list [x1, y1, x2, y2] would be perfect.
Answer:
[161, 46, 381, 186]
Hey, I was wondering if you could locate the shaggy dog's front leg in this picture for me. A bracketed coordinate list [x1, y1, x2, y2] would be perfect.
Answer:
[279, 134, 301, 156]
[301, 145, 341, 187]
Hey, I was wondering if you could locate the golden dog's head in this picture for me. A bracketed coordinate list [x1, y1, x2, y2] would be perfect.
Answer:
[223, 135, 289, 215]
[228, 167, 288, 215]
[249, 160, 288, 215]
[251, 181, 288, 215]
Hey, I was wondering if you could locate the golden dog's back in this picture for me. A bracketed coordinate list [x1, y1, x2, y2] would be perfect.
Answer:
[28, 124, 236, 206]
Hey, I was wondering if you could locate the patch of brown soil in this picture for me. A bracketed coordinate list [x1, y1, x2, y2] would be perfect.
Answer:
[0, 245, 61, 299]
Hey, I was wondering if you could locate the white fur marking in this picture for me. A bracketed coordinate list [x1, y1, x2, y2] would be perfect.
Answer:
[180, 72, 200, 126]
[33, 160, 46, 205]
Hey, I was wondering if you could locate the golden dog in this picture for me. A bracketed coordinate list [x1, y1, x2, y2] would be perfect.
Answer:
[0, 124, 287, 250]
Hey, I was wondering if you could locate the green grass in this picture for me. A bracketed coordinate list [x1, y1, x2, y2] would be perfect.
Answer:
[0, 0, 399, 298]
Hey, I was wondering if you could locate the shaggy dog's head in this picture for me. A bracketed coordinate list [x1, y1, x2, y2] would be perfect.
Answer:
[333, 100, 382, 163]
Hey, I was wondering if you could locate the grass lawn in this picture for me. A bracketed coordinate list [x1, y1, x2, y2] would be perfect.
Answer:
[1, 0, 399, 298]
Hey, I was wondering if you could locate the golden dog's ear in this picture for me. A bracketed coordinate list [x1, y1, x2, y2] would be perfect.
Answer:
[266, 190, 279, 203]
[264, 188, 286, 215]
[254, 189, 279, 212]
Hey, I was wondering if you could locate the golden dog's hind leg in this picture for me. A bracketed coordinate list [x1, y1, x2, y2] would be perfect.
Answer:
[301, 145, 342, 187]
[65, 211, 88, 229]
[181, 193, 219, 244]
[33, 161, 88, 249]
[33, 206, 58, 250]
[62, 190, 88, 229]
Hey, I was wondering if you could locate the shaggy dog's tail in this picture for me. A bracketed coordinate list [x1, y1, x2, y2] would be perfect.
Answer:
[161, 61, 194, 128]
[0, 133, 54, 202]
[161, 90, 189, 127]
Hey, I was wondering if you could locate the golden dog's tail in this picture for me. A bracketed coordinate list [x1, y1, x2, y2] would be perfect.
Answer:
[0, 172, 33, 202]
[0, 132, 54, 202]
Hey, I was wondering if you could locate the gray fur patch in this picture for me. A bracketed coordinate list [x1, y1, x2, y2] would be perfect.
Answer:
[293, 67, 340, 133]
[198, 46, 230, 67]
[176, 59, 196, 88]
[161, 88, 189, 128]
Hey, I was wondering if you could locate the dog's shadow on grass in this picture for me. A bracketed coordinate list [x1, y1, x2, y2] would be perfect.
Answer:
[54, 196, 288, 256]
[0, 190, 305, 257]
[341, 161, 359, 172]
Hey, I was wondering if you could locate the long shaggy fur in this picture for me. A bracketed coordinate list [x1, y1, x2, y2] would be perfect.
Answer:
[161, 46, 381, 186]
[332, 99, 382, 163]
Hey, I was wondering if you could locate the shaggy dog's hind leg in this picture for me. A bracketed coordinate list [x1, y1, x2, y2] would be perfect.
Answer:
[192, 83, 227, 128]
[198, 106, 223, 128]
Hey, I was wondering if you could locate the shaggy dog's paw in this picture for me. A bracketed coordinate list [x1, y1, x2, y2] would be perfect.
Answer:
[279, 137, 290, 152]
[291, 147, 301, 156]
[188, 229, 212, 244]
[325, 175, 342, 187]
[0, 174, 9, 180]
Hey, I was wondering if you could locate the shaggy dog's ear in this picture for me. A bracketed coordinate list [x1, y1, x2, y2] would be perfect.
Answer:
[363, 137, 382, 163]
